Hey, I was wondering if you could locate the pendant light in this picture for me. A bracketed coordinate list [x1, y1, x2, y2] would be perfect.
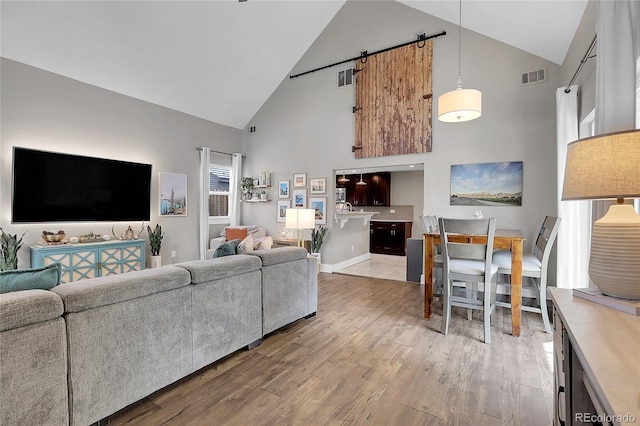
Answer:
[437, 0, 482, 122]
[337, 170, 350, 184]
[356, 171, 367, 186]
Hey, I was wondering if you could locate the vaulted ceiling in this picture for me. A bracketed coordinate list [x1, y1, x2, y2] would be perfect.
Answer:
[1, 0, 588, 130]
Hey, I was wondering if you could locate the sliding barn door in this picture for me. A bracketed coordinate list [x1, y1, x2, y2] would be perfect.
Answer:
[354, 41, 433, 158]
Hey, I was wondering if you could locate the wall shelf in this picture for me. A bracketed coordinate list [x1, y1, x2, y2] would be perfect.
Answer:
[242, 199, 270, 203]
[334, 212, 379, 228]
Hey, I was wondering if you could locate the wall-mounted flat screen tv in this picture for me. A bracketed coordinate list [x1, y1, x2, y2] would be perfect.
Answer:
[12, 147, 152, 223]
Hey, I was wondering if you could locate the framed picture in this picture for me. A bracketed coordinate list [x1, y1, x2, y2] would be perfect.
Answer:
[292, 189, 307, 208]
[159, 173, 187, 216]
[309, 197, 327, 225]
[450, 161, 523, 206]
[276, 200, 290, 223]
[309, 177, 327, 194]
[278, 180, 290, 199]
[293, 173, 307, 188]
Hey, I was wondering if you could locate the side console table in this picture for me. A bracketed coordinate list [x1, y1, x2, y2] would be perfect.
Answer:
[31, 239, 146, 283]
[551, 288, 639, 425]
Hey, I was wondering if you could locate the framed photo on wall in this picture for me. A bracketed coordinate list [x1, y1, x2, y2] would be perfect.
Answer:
[276, 200, 290, 223]
[309, 197, 327, 225]
[309, 178, 327, 194]
[278, 180, 290, 199]
[450, 161, 523, 206]
[159, 173, 187, 216]
[292, 189, 307, 208]
[293, 173, 307, 188]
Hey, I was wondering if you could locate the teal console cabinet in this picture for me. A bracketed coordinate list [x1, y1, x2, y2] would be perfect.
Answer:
[30, 239, 146, 283]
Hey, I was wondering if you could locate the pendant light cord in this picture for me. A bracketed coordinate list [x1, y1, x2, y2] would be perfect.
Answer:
[457, 0, 462, 87]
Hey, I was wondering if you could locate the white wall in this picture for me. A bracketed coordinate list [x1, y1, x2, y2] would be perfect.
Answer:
[0, 58, 242, 268]
[241, 1, 561, 274]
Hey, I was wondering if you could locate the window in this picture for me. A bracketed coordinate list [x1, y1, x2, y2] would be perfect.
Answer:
[209, 164, 230, 223]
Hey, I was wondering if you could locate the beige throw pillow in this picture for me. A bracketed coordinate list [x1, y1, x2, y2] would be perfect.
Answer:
[256, 236, 273, 250]
[237, 233, 254, 254]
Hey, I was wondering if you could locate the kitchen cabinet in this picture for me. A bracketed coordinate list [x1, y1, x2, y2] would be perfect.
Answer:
[336, 172, 390, 207]
[369, 221, 412, 256]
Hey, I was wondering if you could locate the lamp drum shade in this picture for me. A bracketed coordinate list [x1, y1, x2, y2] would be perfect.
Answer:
[437, 88, 482, 122]
[562, 129, 640, 201]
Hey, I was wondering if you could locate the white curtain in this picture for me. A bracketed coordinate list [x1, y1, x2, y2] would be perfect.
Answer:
[198, 147, 211, 261]
[556, 86, 590, 288]
[229, 153, 242, 226]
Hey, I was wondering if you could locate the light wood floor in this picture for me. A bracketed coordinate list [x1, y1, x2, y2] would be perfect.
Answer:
[109, 273, 554, 426]
[336, 253, 408, 282]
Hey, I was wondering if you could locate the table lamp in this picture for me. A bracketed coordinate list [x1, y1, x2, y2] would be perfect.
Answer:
[562, 129, 640, 299]
[285, 208, 315, 249]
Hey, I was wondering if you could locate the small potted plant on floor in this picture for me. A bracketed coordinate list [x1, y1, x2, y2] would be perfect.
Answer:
[0, 227, 26, 271]
[147, 224, 164, 268]
[310, 225, 328, 271]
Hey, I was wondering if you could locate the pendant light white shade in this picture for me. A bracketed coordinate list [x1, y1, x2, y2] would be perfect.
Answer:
[438, 86, 482, 122]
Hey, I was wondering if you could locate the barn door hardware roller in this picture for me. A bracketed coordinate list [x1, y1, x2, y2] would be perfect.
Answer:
[289, 31, 446, 79]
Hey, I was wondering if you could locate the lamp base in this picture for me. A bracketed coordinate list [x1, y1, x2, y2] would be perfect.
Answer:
[589, 204, 640, 299]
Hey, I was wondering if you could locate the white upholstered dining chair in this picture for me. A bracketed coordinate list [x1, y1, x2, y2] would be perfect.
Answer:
[493, 216, 561, 334]
[439, 217, 498, 344]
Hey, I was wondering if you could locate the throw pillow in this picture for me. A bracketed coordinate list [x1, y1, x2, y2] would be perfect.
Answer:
[237, 234, 254, 254]
[213, 239, 240, 258]
[225, 227, 248, 242]
[0, 263, 62, 294]
[256, 236, 273, 250]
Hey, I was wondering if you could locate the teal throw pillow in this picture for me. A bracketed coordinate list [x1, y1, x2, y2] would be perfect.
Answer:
[0, 263, 62, 294]
[213, 239, 240, 258]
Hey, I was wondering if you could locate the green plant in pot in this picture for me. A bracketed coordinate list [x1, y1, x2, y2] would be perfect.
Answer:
[0, 227, 26, 271]
[311, 225, 328, 254]
[241, 177, 254, 200]
[147, 224, 164, 267]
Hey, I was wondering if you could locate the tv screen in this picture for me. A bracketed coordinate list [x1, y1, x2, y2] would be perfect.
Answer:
[12, 147, 152, 223]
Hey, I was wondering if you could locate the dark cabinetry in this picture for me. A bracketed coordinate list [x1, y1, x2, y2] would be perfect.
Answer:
[336, 172, 390, 207]
[369, 221, 412, 256]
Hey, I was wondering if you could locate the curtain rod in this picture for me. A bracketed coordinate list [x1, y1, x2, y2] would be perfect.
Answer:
[289, 31, 446, 79]
[195, 147, 246, 159]
[564, 34, 597, 93]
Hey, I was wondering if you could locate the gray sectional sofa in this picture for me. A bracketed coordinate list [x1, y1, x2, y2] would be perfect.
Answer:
[0, 247, 317, 426]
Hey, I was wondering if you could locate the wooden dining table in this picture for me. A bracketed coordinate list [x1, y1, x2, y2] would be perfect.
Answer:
[423, 229, 526, 337]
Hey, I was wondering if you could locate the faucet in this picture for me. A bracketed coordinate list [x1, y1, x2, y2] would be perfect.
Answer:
[345, 202, 352, 212]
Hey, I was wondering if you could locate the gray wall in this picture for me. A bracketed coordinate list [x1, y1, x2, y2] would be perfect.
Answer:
[0, 58, 242, 268]
[241, 1, 560, 273]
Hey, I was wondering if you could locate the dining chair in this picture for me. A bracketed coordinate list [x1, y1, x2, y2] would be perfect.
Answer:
[420, 215, 443, 294]
[493, 216, 561, 334]
[439, 217, 498, 344]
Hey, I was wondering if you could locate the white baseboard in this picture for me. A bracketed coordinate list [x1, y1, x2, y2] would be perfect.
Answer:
[322, 253, 371, 273]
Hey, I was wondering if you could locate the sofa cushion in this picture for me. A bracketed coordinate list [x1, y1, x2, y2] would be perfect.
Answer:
[248, 246, 307, 266]
[177, 254, 262, 283]
[256, 236, 273, 250]
[237, 234, 254, 254]
[213, 239, 240, 257]
[0, 289, 64, 331]
[220, 225, 259, 238]
[0, 263, 61, 294]
[51, 266, 191, 313]
[225, 227, 248, 242]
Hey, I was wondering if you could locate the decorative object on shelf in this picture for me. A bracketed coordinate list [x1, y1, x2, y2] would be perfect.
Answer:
[437, 0, 482, 122]
[562, 129, 640, 299]
[68, 237, 80, 244]
[260, 191, 268, 201]
[309, 197, 327, 225]
[147, 224, 164, 268]
[293, 173, 307, 188]
[292, 189, 307, 208]
[241, 177, 254, 200]
[0, 227, 26, 271]
[102, 234, 111, 241]
[42, 230, 66, 243]
[450, 162, 523, 206]
[79, 232, 102, 243]
[277, 200, 290, 223]
[252, 192, 260, 200]
[259, 172, 271, 187]
[159, 172, 187, 216]
[310, 177, 327, 194]
[278, 180, 290, 199]
[311, 225, 328, 253]
[111, 224, 145, 241]
[285, 208, 315, 248]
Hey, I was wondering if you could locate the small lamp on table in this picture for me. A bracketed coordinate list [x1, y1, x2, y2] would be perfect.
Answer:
[285, 208, 315, 250]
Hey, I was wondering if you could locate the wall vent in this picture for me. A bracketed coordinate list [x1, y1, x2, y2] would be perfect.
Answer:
[337, 68, 354, 88]
[247, 125, 256, 134]
[521, 68, 547, 86]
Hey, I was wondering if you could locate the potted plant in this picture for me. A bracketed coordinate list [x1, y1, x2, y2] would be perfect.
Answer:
[310, 225, 328, 270]
[0, 227, 26, 271]
[241, 177, 254, 200]
[147, 224, 164, 268]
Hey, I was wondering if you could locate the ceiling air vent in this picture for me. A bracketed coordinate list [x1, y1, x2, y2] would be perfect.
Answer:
[521, 67, 547, 86]
[337, 68, 354, 88]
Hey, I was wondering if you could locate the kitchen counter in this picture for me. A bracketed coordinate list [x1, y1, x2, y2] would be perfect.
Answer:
[370, 219, 412, 222]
